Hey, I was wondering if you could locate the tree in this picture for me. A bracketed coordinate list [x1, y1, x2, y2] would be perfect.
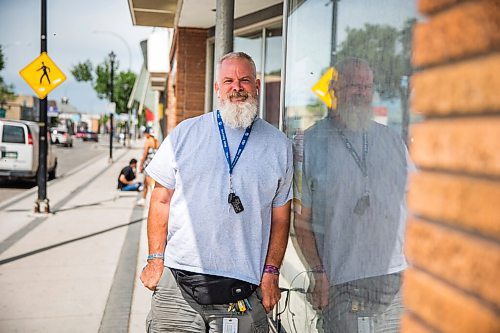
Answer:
[336, 20, 416, 142]
[0, 45, 16, 106]
[337, 23, 413, 99]
[71, 55, 136, 114]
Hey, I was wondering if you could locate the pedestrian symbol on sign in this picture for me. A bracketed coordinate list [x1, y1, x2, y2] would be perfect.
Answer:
[19, 52, 66, 99]
[37, 62, 51, 84]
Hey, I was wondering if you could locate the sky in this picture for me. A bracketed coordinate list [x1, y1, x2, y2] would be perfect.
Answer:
[0, 0, 154, 114]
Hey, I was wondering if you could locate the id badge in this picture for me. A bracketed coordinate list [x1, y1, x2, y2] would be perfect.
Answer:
[230, 194, 244, 214]
[223, 317, 238, 333]
[353, 194, 370, 215]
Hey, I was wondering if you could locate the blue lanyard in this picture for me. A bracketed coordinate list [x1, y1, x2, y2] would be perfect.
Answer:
[216, 110, 254, 175]
[339, 130, 368, 177]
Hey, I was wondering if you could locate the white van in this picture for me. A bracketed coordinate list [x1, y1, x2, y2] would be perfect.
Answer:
[0, 119, 58, 181]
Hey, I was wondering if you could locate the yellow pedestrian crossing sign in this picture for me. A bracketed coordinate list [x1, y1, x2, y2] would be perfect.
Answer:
[19, 52, 66, 99]
[311, 67, 338, 109]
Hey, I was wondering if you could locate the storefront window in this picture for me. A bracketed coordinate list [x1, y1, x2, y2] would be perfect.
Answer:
[264, 26, 283, 127]
[234, 23, 283, 128]
[234, 34, 263, 80]
[280, 1, 418, 332]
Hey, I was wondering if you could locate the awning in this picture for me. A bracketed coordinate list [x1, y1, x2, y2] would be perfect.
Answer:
[127, 65, 155, 114]
[128, 0, 178, 28]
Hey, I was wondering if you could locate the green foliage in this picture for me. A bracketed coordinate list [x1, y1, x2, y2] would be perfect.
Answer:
[114, 71, 135, 114]
[71, 60, 93, 82]
[99, 114, 109, 126]
[0, 45, 16, 105]
[336, 20, 415, 99]
[71, 55, 136, 114]
[94, 59, 113, 100]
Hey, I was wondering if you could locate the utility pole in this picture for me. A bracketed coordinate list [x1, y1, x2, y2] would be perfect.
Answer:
[214, 0, 234, 77]
[35, 0, 49, 214]
[109, 51, 116, 162]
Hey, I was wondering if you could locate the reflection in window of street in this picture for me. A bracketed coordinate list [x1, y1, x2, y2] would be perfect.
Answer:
[279, 1, 418, 332]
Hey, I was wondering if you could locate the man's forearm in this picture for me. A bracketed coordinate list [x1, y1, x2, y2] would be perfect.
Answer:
[266, 202, 291, 267]
[146, 186, 172, 255]
[294, 207, 323, 269]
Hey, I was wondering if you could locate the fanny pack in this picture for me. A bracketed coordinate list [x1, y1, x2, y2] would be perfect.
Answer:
[171, 268, 258, 305]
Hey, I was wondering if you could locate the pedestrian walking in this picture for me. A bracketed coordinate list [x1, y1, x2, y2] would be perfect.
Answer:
[137, 127, 159, 206]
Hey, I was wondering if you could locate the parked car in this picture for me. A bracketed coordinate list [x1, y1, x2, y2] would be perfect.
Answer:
[52, 128, 73, 147]
[75, 131, 85, 139]
[0, 119, 58, 180]
[82, 131, 98, 142]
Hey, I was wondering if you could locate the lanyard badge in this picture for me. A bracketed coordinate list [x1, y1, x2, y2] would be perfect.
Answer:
[339, 130, 370, 215]
[216, 111, 253, 214]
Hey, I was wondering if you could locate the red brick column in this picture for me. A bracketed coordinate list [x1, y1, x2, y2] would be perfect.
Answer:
[166, 27, 208, 133]
[402, 0, 500, 332]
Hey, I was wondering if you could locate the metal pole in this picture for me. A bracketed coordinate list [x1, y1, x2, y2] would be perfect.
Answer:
[35, 0, 50, 214]
[260, 27, 266, 120]
[109, 52, 115, 162]
[278, 0, 289, 133]
[330, 0, 338, 67]
[214, 0, 234, 78]
[126, 109, 131, 148]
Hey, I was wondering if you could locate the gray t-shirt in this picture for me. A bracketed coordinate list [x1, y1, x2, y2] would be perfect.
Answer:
[146, 112, 293, 285]
[301, 118, 412, 285]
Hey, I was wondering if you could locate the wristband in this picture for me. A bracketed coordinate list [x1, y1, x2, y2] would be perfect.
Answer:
[147, 253, 164, 261]
[311, 264, 325, 273]
[263, 264, 280, 275]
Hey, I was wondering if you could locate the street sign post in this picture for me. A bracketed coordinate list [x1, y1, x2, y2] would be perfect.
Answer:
[19, 52, 66, 100]
[19, 0, 65, 214]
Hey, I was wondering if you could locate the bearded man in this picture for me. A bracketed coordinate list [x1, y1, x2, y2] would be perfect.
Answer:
[140, 52, 293, 333]
[295, 58, 413, 332]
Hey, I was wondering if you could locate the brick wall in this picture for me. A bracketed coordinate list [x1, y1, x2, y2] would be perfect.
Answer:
[402, 0, 500, 332]
[165, 27, 207, 133]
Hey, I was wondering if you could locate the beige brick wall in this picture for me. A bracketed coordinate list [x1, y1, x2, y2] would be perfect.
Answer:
[403, 0, 500, 331]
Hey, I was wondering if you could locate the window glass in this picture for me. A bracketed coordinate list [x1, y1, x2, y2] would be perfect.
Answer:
[280, 1, 418, 332]
[263, 27, 282, 127]
[234, 34, 263, 81]
[234, 26, 283, 127]
[2, 125, 26, 144]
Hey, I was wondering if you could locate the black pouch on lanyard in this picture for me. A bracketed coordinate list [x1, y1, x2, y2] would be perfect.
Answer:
[171, 268, 257, 305]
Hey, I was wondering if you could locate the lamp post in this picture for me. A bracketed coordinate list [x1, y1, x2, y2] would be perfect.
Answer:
[122, 83, 130, 147]
[109, 51, 116, 162]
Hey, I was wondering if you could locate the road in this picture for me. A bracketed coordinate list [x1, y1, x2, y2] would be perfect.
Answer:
[0, 137, 108, 204]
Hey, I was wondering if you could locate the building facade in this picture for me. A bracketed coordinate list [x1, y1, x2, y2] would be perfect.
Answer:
[128, 0, 500, 332]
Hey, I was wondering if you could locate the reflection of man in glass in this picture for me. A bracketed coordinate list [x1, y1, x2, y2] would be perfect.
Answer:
[295, 58, 412, 332]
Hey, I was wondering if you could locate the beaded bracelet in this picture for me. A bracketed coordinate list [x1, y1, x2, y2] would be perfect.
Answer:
[147, 253, 164, 261]
[311, 264, 325, 273]
[263, 264, 280, 275]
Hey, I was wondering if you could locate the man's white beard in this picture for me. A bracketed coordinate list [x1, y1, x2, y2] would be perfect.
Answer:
[337, 103, 373, 131]
[219, 95, 259, 129]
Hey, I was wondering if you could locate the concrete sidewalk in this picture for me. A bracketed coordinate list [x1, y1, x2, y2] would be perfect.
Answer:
[0, 140, 153, 332]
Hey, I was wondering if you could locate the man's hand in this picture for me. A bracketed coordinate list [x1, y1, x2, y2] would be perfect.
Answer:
[259, 272, 281, 313]
[140, 259, 164, 291]
[310, 271, 330, 311]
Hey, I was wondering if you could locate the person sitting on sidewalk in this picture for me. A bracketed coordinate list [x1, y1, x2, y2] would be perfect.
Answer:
[117, 158, 143, 191]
